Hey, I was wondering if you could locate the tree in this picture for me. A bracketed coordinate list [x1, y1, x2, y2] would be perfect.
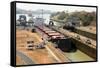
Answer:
[50, 12, 60, 18]
[58, 11, 66, 20]
[79, 12, 94, 26]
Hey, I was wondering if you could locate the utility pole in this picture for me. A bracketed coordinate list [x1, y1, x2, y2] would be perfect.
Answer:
[42, 9, 43, 19]
[41, 9, 44, 42]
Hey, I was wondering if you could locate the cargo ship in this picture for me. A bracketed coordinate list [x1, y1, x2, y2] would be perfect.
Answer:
[16, 14, 96, 65]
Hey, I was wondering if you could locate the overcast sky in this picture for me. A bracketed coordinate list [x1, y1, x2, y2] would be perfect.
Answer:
[16, 3, 96, 12]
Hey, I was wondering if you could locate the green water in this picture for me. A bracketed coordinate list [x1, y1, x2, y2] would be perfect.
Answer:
[63, 50, 94, 62]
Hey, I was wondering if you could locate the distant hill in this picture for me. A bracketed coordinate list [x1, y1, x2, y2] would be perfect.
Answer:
[16, 8, 28, 14]
[16, 8, 53, 14]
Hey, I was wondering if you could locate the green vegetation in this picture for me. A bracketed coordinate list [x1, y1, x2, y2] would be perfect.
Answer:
[50, 11, 96, 26]
[57, 11, 66, 20]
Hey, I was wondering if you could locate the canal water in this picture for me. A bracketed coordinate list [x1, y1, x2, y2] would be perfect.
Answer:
[63, 50, 94, 62]
[16, 14, 94, 62]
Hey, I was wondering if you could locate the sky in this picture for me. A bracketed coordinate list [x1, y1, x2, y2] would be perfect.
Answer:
[16, 3, 96, 12]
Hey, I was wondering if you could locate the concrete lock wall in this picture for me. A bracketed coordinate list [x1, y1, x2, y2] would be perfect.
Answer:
[71, 38, 96, 59]
[73, 28, 96, 40]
